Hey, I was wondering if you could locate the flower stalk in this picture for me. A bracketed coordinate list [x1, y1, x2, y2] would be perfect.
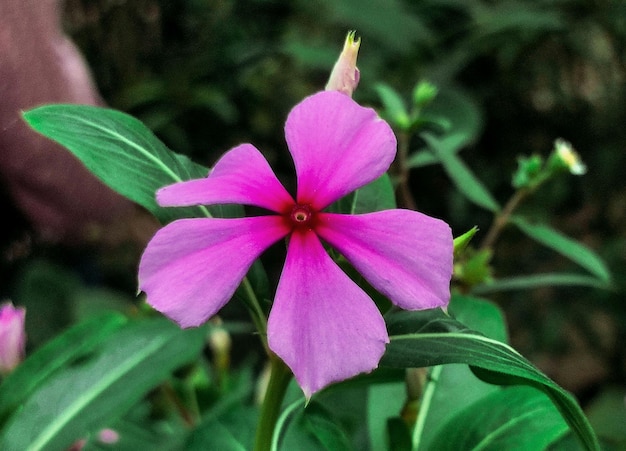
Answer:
[394, 130, 417, 210]
[254, 354, 292, 451]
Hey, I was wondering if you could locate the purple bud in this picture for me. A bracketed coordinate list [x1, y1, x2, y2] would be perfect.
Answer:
[0, 302, 26, 374]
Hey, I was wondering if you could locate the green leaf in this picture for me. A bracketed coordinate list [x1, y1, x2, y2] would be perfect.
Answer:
[0, 312, 128, 425]
[421, 133, 500, 212]
[367, 380, 406, 451]
[585, 386, 626, 448]
[408, 87, 483, 167]
[411, 296, 507, 450]
[472, 273, 611, 294]
[381, 309, 600, 451]
[428, 386, 569, 450]
[82, 407, 187, 451]
[327, 0, 432, 54]
[0, 318, 205, 451]
[510, 216, 611, 283]
[22, 104, 219, 223]
[274, 401, 352, 451]
[185, 406, 258, 451]
[448, 295, 507, 343]
[351, 173, 396, 214]
[374, 83, 411, 129]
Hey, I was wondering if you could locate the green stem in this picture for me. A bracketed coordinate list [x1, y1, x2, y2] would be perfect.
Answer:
[254, 355, 292, 451]
[411, 365, 441, 451]
[480, 188, 529, 251]
[395, 131, 417, 210]
[239, 276, 269, 354]
[481, 164, 560, 251]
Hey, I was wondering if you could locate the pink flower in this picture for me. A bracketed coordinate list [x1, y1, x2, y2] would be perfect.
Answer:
[0, 301, 26, 374]
[139, 91, 453, 397]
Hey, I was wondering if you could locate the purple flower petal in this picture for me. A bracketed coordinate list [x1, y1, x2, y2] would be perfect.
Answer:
[284, 91, 396, 210]
[316, 210, 453, 310]
[139, 216, 290, 327]
[268, 230, 388, 398]
[157, 144, 294, 213]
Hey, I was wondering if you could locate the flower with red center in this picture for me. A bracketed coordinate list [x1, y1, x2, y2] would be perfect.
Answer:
[139, 90, 453, 397]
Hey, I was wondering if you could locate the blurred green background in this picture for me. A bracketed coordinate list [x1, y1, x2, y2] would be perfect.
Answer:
[2, 0, 626, 445]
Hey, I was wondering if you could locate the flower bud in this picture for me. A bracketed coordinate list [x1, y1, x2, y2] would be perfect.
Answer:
[412, 80, 438, 108]
[512, 154, 544, 189]
[0, 301, 26, 374]
[552, 138, 587, 175]
[325, 31, 361, 96]
[208, 326, 232, 372]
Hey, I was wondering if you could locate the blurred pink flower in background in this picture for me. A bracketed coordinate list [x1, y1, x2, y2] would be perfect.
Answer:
[0, 301, 26, 374]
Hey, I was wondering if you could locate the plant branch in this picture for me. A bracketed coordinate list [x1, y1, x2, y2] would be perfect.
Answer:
[480, 188, 529, 250]
[254, 355, 292, 451]
[394, 131, 417, 210]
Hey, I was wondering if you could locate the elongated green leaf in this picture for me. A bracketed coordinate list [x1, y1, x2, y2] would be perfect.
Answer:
[412, 296, 508, 450]
[381, 309, 600, 451]
[428, 386, 569, 450]
[510, 216, 611, 283]
[408, 87, 483, 168]
[276, 401, 352, 451]
[422, 133, 500, 212]
[0, 312, 127, 425]
[0, 318, 205, 451]
[23, 105, 215, 223]
[374, 83, 410, 128]
[472, 273, 611, 294]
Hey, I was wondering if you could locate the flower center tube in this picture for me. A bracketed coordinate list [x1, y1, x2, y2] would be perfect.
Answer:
[288, 203, 315, 230]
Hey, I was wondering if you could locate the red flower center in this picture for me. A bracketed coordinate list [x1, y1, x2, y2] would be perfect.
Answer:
[288, 204, 315, 229]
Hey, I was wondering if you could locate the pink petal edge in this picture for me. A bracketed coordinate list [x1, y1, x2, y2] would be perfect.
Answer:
[316, 210, 453, 310]
[139, 216, 290, 328]
[268, 230, 389, 398]
[284, 91, 397, 210]
[157, 144, 294, 213]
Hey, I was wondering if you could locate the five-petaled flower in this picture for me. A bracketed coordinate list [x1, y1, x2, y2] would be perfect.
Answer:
[139, 90, 453, 397]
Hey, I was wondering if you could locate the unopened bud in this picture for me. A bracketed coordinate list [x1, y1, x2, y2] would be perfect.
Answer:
[325, 31, 361, 96]
[412, 81, 438, 107]
[208, 326, 232, 374]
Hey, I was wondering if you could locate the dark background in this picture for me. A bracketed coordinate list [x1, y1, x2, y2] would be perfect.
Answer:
[1, 0, 625, 436]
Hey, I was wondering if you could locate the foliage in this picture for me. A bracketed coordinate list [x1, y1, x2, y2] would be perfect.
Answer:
[2, 0, 626, 449]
